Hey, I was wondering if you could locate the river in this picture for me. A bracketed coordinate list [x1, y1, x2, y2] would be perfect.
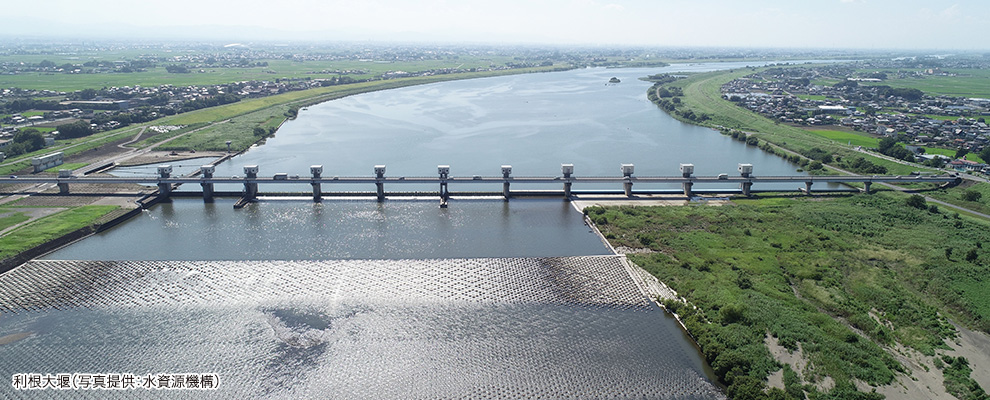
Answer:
[2, 60, 844, 398]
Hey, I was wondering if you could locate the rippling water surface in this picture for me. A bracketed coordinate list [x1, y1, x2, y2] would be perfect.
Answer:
[1, 258, 724, 398]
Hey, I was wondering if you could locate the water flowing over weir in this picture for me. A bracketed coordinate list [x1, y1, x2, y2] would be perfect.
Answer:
[0, 257, 725, 398]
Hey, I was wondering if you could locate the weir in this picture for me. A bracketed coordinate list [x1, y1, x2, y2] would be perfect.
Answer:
[1, 163, 961, 208]
[0, 257, 725, 398]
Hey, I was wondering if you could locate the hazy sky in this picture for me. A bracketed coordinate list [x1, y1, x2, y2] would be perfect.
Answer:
[4, 0, 987, 49]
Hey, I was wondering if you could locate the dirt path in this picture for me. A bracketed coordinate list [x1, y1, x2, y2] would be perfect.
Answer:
[75, 120, 228, 174]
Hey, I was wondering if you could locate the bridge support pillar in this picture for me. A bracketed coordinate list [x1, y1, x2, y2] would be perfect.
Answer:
[311, 165, 323, 202]
[562, 164, 573, 200]
[621, 164, 634, 197]
[862, 182, 872, 194]
[741, 182, 753, 197]
[501, 165, 512, 201]
[374, 165, 385, 202]
[243, 165, 259, 201]
[680, 164, 695, 198]
[200, 165, 215, 202]
[682, 182, 694, 198]
[804, 181, 813, 195]
[738, 164, 753, 197]
[438, 165, 450, 208]
[157, 165, 173, 200]
[57, 169, 71, 194]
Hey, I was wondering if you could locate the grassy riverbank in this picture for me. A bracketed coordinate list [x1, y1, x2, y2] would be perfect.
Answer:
[649, 69, 933, 177]
[589, 192, 989, 399]
[0, 205, 119, 259]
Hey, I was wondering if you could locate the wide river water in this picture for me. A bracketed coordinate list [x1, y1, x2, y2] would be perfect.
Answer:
[2, 61, 842, 398]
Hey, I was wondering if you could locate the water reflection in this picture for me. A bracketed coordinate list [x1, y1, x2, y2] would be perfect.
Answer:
[44, 198, 610, 260]
[0, 257, 725, 398]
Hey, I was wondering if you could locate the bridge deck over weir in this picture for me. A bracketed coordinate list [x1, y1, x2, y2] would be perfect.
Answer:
[3, 162, 960, 208]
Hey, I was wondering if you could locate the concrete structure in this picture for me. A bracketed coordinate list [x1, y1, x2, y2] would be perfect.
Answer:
[200, 165, 215, 202]
[562, 164, 574, 199]
[311, 165, 323, 202]
[501, 165, 512, 200]
[0, 163, 962, 209]
[57, 169, 72, 194]
[243, 165, 259, 201]
[438, 165, 450, 208]
[374, 165, 386, 202]
[157, 165, 173, 198]
[679, 164, 694, 197]
[738, 164, 754, 196]
[31, 152, 63, 173]
[621, 164, 634, 197]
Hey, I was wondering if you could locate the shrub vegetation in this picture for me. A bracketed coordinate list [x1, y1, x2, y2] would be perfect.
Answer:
[592, 193, 990, 397]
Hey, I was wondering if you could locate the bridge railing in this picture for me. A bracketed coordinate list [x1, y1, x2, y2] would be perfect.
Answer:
[1, 163, 960, 208]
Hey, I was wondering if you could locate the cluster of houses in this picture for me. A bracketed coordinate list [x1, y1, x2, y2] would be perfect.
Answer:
[720, 64, 990, 174]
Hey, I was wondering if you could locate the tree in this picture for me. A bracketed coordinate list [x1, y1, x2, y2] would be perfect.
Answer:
[12, 129, 45, 151]
[78, 88, 98, 100]
[165, 64, 190, 73]
[906, 194, 927, 210]
[926, 157, 946, 168]
[56, 121, 94, 139]
[877, 137, 898, 153]
[253, 127, 266, 136]
[962, 190, 982, 202]
[726, 376, 766, 400]
[966, 248, 979, 262]
[285, 106, 299, 119]
[955, 148, 970, 159]
[980, 147, 990, 165]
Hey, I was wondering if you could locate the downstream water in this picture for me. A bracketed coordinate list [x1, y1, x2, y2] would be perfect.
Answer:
[5, 61, 842, 398]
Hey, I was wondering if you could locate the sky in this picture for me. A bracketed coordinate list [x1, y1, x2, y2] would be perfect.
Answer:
[3, 0, 987, 50]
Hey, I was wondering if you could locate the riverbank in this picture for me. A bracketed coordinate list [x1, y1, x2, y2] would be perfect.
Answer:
[589, 193, 990, 399]
[647, 68, 990, 222]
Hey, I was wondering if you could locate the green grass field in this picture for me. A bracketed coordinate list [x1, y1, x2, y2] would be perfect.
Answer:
[57, 163, 89, 171]
[921, 147, 986, 163]
[157, 107, 289, 151]
[795, 94, 830, 101]
[804, 128, 880, 148]
[0, 205, 119, 259]
[862, 69, 990, 99]
[925, 181, 990, 216]
[923, 114, 961, 121]
[0, 210, 31, 231]
[0, 55, 531, 92]
[590, 192, 990, 398]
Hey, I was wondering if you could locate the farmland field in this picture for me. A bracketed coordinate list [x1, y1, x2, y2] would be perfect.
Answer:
[803, 128, 879, 148]
[863, 69, 990, 99]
